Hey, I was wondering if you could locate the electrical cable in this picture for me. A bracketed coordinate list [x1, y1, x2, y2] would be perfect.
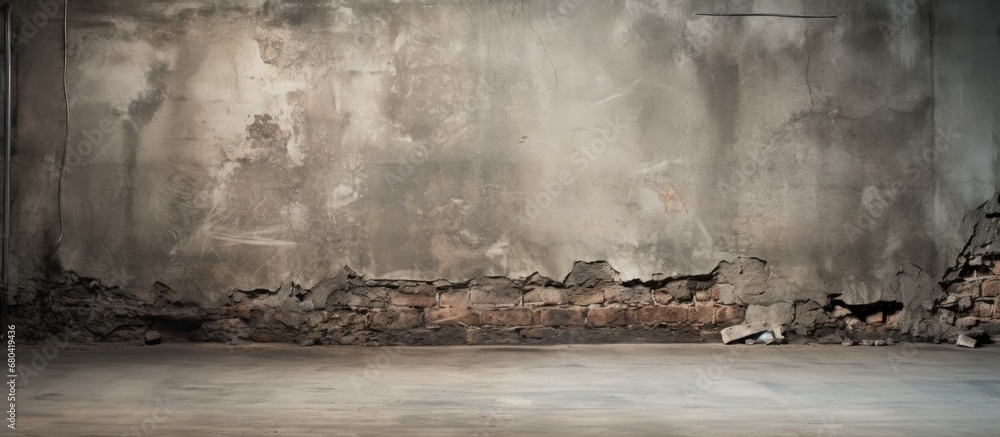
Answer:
[53, 0, 68, 254]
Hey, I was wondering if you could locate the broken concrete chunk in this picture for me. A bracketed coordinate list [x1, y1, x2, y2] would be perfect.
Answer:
[771, 324, 785, 341]
[563, 261, 621, 287]
[721, 324, 765, 344]
[958, 296, 973, 311]
[743, 303, 794, 331]
[144, 330, 162, 345]
[956, 334, 978, 348]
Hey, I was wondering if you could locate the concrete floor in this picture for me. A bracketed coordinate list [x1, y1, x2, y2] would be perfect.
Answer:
[13, 343, 1000, 436]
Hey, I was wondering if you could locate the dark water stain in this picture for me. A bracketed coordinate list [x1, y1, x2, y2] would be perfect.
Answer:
[247, 114, 286, 145]
[698, 57, 740, 149]
[259, 0, 333, 28]
[128, 61, 171, 127]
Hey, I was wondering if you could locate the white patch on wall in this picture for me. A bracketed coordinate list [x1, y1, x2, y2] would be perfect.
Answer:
[328, 184, 361, 211]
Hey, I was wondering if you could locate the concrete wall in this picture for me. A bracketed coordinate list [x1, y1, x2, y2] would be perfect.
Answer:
[6, 0, 999, 341]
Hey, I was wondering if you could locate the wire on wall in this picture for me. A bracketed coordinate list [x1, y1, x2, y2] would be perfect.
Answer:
[53, 0, 68, 254]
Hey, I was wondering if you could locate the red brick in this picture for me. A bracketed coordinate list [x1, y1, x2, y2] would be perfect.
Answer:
[587, 307, 628, 327]
[424, 307, 479, 326]
[389, 290, 437, 307]
[479, 309, 533, 326]
[709, 285, 721, 301]
[469, 288, 522, 307]
[535, 308, 586, 326]
[652, 290, 673, 305]
[865, 312, 884, 324]
[602, 286, 652, 305]
[689, 305, 714, 324]
[694, 290, 714, 302]
[565, 288, 605, 306]
[523, 288, 566, 306]
[971, 301, 995, 319]
[439, 290, 470, 307]
[714, 306, 745, 324]
[636, 306, 687, 324]
[982, 280, 1000, 297]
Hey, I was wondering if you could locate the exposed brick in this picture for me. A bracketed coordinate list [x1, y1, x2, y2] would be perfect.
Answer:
[389, 290, 437, 308]
[565, 288, 605, 306]
[714, 306, 745, 324]
[689, 305, 714, 324]
[949, 280, 982, 297]
[425, 307, 479, 327]
[479, 309, 533, 326]
[469, 288, 522, 307]
[971, 301, 995, 319]
[636, 306, 687, 324]
[523, 288, 566, 306]
[602, 286, 652, 306]
[865, 311, 884, 324]
[439, 290, 470, 307]
[587, 307, 628, 327]
[467, 277, 521, 307]
[982, 280, 1000, 297]
[326, 288, 389, 308]
[535, 308, 586, 326]
[694, 290, 713, 302]
[370, 309, 421, 331]
[652, 290, 673, 305]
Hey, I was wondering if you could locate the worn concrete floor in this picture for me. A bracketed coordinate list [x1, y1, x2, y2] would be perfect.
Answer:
[13, 343, 1000, 436]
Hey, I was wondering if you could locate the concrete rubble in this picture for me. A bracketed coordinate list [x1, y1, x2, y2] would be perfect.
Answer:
[956, 334, 977, 348]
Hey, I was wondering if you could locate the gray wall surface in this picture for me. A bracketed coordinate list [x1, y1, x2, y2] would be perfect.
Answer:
[6, 0, 998, 312]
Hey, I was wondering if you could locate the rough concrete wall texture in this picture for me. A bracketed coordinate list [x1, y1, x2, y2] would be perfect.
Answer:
[5, 0, 999, 343]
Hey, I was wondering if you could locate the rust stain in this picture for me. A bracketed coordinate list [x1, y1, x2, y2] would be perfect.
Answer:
[658, 188, 687, 214]
[828, 107, 840, 125]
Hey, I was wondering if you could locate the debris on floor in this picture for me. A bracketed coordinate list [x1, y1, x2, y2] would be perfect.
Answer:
[757, 331, 776, 344]
[722, 324, 786, 345]
[721, 324, 765, 344]
[860, 338, 895, 346]
[956, 334, 978, 348]
[144, 330, 162, 345]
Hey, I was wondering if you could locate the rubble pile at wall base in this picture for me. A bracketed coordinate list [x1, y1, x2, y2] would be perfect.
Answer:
[11, 256, 955, 346]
